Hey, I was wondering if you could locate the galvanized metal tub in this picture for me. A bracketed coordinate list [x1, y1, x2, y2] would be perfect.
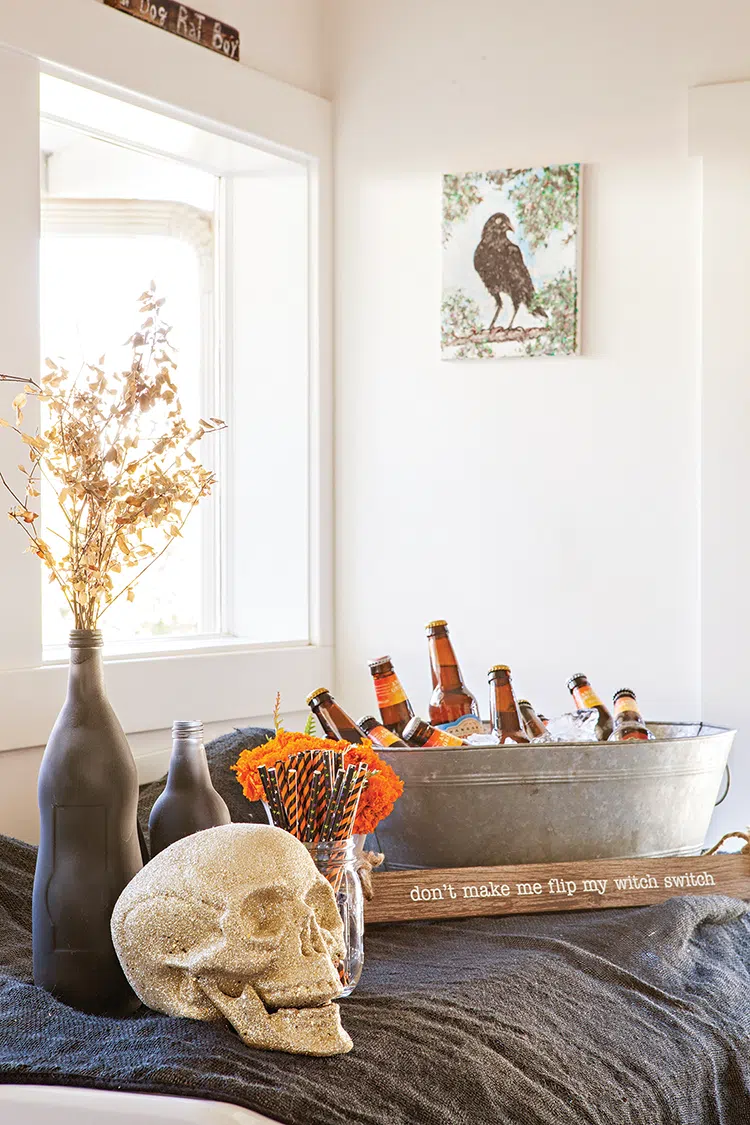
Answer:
[374, 723, 735, 869]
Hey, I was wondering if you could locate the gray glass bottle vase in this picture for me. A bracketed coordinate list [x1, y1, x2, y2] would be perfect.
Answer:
[32, 629, 143, 1014]
[148, 720, 231, 856]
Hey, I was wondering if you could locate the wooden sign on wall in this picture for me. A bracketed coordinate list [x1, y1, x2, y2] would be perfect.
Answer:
[103, 0, 240, 61]
[365, 853, 750, 924]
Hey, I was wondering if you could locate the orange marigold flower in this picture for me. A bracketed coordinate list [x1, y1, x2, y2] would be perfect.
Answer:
[232, 730, 404, 836]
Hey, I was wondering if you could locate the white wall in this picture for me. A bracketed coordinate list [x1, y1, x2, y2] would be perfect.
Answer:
[93, 0, 329, 97]
[688, 81, 750, 838]
[328, 1, 750, 753]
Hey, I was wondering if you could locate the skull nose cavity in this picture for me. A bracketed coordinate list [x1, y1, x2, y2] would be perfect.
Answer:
[301, 911, 328, 957]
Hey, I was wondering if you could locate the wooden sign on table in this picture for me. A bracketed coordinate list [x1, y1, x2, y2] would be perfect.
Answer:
[103, 0, 240, 61]
[365, 854, 750, 924]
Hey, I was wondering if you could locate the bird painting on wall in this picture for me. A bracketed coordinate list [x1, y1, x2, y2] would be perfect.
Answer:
[473, 212, 547, 332]
[441, 164, 580, 359]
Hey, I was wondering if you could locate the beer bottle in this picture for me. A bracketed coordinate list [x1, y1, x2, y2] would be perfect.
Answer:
[403, 716, 468, 748]
[426, 620, 480, 726]
[567, 674, 613, 741]
[488, 666, 530, 744]
[358, 715, 409, 748]
[518, 699, 547, 740]
[305, 689, 366, 744]
[610, 689, 652, 741]
[368, 656, 414, 736]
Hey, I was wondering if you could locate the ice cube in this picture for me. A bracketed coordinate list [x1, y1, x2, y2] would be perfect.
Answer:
[544, 709, 600, 743]
[465, 731, 501, 746]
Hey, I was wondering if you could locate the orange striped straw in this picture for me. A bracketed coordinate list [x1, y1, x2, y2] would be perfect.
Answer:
[287, 768, 299, 838]
[304, 770, 322, 842]
[335, 763, 370, 840]
[320, 768, 347, 841]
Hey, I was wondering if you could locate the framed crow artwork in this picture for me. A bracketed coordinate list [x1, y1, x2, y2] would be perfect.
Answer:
[441, 164, 581, 359]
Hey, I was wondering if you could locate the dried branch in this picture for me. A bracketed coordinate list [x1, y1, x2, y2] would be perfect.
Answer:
[0, 286, 225, 630]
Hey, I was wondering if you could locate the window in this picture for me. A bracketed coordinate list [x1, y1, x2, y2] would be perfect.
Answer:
[0, 29, 331, 753]
[38, 75, 313, 657]
[41, 131, 219, 648]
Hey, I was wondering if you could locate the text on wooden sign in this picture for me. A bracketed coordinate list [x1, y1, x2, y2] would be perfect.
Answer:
[104, 0, 240, 61]
[364, 854, 750, 924]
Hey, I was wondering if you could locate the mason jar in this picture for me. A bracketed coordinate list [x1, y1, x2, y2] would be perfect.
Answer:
[305, 837, 364, 997]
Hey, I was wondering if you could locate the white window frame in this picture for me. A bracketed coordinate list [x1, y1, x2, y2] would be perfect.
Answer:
[0, 0, 333, 752]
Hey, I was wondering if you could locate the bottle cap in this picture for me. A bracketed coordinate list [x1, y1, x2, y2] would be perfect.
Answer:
[402, 716, 424, 738]
[305, 688, 331, 706]
[488, 663, 511, 675]
[368, 656, 392, 673]
[425, 619, 448, 630]
[69, 629, 103, 649]
[517, 699, 531, 707]
[358, 715, 378, 728]
[567, 674, 587, 690]
[613, 688, 637, 703]
[172, 720, 203, 738]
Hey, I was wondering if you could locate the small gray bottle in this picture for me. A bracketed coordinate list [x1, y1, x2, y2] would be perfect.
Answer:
[149, 721, 231, 857]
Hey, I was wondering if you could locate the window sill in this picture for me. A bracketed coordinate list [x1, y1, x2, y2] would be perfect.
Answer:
[0, 641, 332, 754]
[42, 634, 311, 665]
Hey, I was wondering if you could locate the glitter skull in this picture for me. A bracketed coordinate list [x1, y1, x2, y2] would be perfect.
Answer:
[111, 823, 353, 1055]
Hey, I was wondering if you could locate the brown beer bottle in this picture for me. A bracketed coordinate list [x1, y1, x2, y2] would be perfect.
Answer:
[488, 666, 530, 744]
[610, 689, 652, 741]
[358, 715, 409, 748]
[518, 699, 547, 740]
[426, 620, 480, 726]
[567, 674, 614, 741]
[403, 716, 468, 748]
[305, 689, 366, 744]
[368, 656, 414, 736]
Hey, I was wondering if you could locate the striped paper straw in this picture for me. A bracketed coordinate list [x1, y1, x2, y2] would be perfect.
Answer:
[304, 770, 323, 843]
[335, 764, 370, 840]
[287, 769, 299, 837]
[266, 767, 288, 831]
[259, 764, 285, 828]
[327, 764, 356, 840]
[320, 768, 347, 841]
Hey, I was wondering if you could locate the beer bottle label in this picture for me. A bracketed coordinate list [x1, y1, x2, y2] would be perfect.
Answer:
[614, 694, 638, 718]
[440, 715, 485, 738]
[369, 723, 403, 747]
[574, 684, 604, 710]
[424, 727, 465, 748]
[375, 673, 407, 708]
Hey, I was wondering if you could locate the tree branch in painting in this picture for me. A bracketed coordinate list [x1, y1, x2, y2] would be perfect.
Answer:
[441, 289, 548, 356]
[446, 325, 547, 350]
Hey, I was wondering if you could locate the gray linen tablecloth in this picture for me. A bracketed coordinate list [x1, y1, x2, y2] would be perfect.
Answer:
[1, 727, 749, 1124]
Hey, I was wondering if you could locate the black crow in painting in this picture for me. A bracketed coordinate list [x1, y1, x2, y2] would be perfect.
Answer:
[473, 212, 547, 331]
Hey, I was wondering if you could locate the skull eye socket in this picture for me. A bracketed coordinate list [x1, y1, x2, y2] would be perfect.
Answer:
[241, 886, 296, 940]
[305, 880, 342, 941]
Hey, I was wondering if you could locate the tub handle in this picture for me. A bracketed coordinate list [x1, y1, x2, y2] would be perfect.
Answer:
[714, 764, 731, 806]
